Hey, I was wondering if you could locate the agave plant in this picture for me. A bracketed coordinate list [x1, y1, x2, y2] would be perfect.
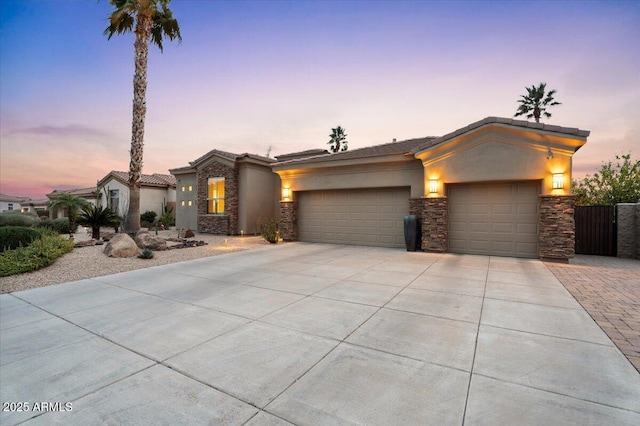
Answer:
[138, 248, 154, 259]
[77, 205, 119, 239]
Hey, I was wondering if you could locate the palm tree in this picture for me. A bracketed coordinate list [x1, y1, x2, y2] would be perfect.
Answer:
[328, 126, 348, 153]
[514, 82, 561, 123]
[104, 0, 181, 233]
[48, 194, 89, 233]
[77, 205, 119, 239]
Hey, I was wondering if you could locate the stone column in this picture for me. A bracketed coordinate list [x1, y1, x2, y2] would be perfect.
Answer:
[539, 195, 575, 262]
[616, 203, 640, 259]
[422, 197, 448, 252]
[409, 198, 424, 251]
[279, 201, 297, 241]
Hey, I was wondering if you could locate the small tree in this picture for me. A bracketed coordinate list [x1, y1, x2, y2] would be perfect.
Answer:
[514, 82, 561, 123]
[77, 205, 119, 239]
[48, 194, 89, 233]
[572, 153, 640, 206]
[328, 126, 348, 153]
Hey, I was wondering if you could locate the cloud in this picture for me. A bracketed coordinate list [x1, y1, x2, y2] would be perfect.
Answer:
[3, 124, 111, 138]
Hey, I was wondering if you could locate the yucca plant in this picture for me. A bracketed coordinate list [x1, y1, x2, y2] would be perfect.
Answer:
[77, 205, 119, 239]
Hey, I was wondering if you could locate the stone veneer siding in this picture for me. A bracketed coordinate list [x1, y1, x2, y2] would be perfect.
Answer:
[197, 160, 239, 235]
[409, 198, 424, 250]
[616, 203, 640, 259]
[539, 195, 575, 261]
[279, 201, 297, 241]
[421, 197, 448, 252]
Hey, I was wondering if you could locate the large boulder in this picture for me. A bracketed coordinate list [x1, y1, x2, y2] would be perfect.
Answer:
[135, 231, 168, 251]
[103, 233, 140, 258]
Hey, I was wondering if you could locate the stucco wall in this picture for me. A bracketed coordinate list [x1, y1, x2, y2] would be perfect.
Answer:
[174, 172, 198, 230]
[277, 159, 424, 198]
[238, 162, 279, 235]
[99, 179, 130, 217]
[422, 140, 573, 197]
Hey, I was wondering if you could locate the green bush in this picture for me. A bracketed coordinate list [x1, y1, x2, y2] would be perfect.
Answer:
[160, 212, 175, 228]
[140, 210, 157, 223]
[0, 226, 43, 251]
[260, 218, 280, 244]
[0, 233, 74, 277]
[36, 217, 70, 234]
[0, 211, 40, 227]
[52, 217, 71, 234]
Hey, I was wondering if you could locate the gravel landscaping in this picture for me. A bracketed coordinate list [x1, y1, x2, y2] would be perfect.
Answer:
[0, 229, 270, 294]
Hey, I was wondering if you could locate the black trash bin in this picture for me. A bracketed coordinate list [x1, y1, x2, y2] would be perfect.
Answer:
[404, 215, 419, 251]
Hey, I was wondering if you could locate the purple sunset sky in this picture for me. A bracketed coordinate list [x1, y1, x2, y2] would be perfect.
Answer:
[1, 0, 638, 199]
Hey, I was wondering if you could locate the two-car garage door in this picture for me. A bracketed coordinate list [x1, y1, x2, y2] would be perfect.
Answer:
[297, 187, 410, 248]
[296, 182, 539, 257]
[448, 182, 539, 258]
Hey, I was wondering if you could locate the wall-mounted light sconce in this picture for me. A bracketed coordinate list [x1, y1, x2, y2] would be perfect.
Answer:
[428, 180, 438, 194]
[552, 173, 564, 189]
[282, 187, 291, 200]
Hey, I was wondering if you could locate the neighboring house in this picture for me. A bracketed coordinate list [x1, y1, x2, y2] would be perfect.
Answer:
[169, 150, 279, 234]
[0, 193, 29, 213]
[173, 117, 589, 261]
[97, 171, 177, 218]
[20, 198, 50, 215]
[47, 187, 100, 219]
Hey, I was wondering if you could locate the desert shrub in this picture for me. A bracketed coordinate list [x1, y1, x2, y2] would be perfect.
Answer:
[0, 226, 43, 251]
[52, 217, 71, 234]
[0, 211, 40, 228]
[37, 219, 54, 230]
[160, 212, 175, 228]
[138, 248, 154, 259]
[0, 232, 74, 276]
[260, 218, 280, 244]
[140, 211, 157, 224]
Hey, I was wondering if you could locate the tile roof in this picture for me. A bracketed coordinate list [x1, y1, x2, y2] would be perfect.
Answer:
[49, 187, 99, 197]
[189, 149, 274, 167]
[273, 137, 435, 166]
[275, 149, 330, 162]
[413, 116, 591, 153]
[0, 193, 30, 202]
[106, 171, 176, 187]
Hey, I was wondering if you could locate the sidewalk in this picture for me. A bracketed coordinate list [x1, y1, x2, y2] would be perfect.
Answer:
[546, 255, 640, 372]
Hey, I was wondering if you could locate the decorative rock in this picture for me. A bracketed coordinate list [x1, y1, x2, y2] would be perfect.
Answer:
[103, 233, 140, 258]
[75, 239, 96, 248]
[184, 229, 195, 238]
[135, 231, 168, 251]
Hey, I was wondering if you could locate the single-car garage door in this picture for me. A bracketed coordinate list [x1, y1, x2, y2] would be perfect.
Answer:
[297, 187, 410, 248]
[448, 182, 539, 258]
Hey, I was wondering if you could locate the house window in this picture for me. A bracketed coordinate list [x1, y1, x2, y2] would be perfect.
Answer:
[109, 190, 119, 212]
[8, 203, 14, 211]
[188, 185, 193, 191]
[188, 200, 193, 206]
[207, 177, 225, 214]
[181, 200, 185, 206]
[181, 186, 186, 192]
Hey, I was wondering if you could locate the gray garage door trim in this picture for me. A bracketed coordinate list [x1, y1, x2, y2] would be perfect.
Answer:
[448, 181, 540, 258]
[297, 187, 410, 248]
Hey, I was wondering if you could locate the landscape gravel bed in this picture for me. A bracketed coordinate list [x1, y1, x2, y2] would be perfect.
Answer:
[0, 230, 270, 294]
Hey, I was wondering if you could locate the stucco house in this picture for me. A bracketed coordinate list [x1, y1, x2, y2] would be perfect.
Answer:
[169, 150, 279, 234]
[0, 193, 29, 213]
[175, 117, 589, 261]
[47, 187, 100, 219]
[96, 171, 177, 218]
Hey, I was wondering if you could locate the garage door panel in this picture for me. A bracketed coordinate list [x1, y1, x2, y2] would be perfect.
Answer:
[298, 188, 410, 248]
[449, 182, 539, 258]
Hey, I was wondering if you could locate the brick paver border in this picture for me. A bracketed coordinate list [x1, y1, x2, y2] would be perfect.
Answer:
[545, 255, 640, 372]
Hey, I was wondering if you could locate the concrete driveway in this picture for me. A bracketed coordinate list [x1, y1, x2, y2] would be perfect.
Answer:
[1, 243, 639, 425]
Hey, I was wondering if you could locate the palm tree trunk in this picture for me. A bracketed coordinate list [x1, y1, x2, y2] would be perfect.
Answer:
[125, 12, 152, 234]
